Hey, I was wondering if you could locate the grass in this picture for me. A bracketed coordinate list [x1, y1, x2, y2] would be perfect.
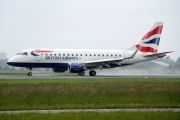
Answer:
[0, 78, 180, 110]
[0, 78, 180, 83]
[0, 112, 180, 120]
[0, 72, 27, 75]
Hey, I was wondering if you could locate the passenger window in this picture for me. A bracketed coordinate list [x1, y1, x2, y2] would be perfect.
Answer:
[63, 54, 65, 56]
[50, 54, 52, 56]
[85, 54, 87, 56]
[76, 54, 78, 56]
[23, 52, 28, 56]
[46, 54, 48, 56]
[98, 54, 100, 56]
[94, 54, 96, 56]
[90, 54, 91, 56]
[115, 55, 117, 57]
[54, 54, 56, 56]
[67, 54, 69, 56]
[72, 54, 74, 56]
[111, 55, 113, 57]
[102, 54, 104, 57]
[59, 54, 61, 56]
[107, 55, 108, 57]
[119, 55, 121, 57]
[80, 54, 82, 56]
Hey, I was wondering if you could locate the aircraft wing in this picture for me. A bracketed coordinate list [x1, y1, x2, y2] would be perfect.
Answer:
[84, 49, 138, 68]
[85, 58, 124, 64]
[84, 58, 123, 69]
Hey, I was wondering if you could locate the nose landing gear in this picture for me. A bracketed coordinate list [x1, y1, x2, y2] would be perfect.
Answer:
[26, 67, 32, 76]
[28, 72, 32, 76]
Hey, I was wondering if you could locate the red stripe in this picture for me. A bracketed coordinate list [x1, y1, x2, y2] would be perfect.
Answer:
[142, 25, 163, 40]
[136, 44, 157, 53]
[32, 50, 53, 52]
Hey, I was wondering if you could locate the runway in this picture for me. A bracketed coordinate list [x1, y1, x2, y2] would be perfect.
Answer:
[0, 74, 180, 79]
[0, 108, 180, 114]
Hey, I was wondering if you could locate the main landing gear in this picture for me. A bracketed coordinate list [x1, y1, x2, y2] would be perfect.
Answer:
[78, 71, 85, 76]
[77, 70, 96, 76]
[89, 70, 96, 76]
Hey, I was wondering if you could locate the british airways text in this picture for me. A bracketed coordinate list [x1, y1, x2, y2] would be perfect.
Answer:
[45, 56, 78, 60]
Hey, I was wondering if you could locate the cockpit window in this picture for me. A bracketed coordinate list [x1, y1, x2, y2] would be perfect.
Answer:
[17, 52, 28, 55]
[19, 52, 23, 55]
[23, 52, 28, 56]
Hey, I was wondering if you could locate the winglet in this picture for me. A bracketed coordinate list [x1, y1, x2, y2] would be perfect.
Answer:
[130, 49, 138, 58]
[124, 49, 138, 60]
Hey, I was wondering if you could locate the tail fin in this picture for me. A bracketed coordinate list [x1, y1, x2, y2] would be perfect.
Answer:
[128, 22, 163, 53]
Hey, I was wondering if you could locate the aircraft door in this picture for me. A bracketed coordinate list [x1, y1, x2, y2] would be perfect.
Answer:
[35, 49, 42, 61]
[123, 51, 129, 62]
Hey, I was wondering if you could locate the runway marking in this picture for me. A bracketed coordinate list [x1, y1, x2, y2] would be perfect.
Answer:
[0, 75, 180, 79]
[0, 108, 180, 114]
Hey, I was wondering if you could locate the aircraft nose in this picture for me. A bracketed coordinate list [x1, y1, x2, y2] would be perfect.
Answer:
[7, 57, 17, 66]
[7, 59, 11, 65]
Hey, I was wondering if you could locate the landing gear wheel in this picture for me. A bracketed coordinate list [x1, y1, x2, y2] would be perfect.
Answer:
[78, 71, 85, 76]
[28, 72, 32, 76]
[89, 70, 96, 76]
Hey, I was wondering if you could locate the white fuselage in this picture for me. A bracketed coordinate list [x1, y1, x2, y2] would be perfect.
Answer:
[8, 48, 157, 67]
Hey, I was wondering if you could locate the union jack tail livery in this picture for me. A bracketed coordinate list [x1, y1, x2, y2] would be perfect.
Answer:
[135, 22, 163, 53]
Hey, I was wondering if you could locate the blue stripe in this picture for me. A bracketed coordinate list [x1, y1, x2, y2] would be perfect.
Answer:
[143, 38, 160, 45]
[7, 62, 132, 69]
[31, 52, 39, 56]
[7, 62, 69, 69]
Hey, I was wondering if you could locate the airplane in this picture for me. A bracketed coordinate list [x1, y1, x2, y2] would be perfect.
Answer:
[7, 22, 173, 76]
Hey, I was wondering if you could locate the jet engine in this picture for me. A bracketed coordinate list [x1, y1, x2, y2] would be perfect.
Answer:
[69, 63, 84, 73]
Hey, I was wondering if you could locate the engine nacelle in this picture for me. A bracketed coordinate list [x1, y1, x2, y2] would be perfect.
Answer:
[69, 63, 84, 73]
[52, 68, 66, 72]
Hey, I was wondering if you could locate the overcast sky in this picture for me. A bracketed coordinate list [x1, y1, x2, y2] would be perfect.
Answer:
[0, 0, 180, 60]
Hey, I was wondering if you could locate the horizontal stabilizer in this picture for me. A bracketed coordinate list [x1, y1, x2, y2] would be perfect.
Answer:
[143, 51, 174, 58]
